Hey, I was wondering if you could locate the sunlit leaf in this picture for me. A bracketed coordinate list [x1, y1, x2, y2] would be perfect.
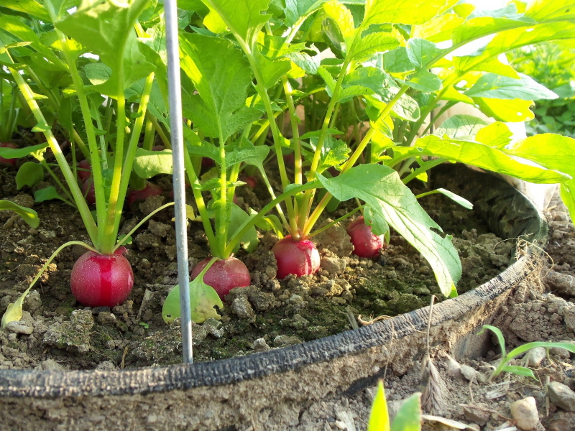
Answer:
[162, 277, 224, 324]
[0, 200, 39, 228]
[391, 392, 422, 431]
[319, 165, 461, 296]
[367, 381, 391, 431]
[435, 114, 489, 140]
[465, 73, 558, 100]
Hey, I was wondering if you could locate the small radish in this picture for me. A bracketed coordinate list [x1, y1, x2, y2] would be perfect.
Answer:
[77, 159, 92, 182]
[240, 174, 258, 189]
[0, 142, 18, 167]
[347, 216, 385, 258]
[191, 257, 251, 299]
[70, 247, 134, 307]
[82, 178, 96, 205]
[127, 182, 163, 205]
[272, 235, 320, 279]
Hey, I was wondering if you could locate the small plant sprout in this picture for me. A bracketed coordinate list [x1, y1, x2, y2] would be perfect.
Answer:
[479, 325, 575, 382]
[368, 380, 422, 431]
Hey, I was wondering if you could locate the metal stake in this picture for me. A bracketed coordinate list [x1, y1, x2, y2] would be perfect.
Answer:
[165, 0, 193, 363]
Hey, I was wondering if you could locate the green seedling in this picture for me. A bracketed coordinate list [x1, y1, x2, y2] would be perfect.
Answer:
[368, 380, 422, 431]
[479, 324, 575, 381]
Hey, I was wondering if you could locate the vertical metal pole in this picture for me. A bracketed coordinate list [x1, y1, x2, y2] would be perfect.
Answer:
[165, 0, 193, 363]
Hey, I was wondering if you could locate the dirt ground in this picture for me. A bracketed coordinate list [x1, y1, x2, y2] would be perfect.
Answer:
[1, 163, 574, 430]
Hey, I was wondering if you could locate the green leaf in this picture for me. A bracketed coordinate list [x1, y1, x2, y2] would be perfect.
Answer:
[202, 0, 270, 46]
[473, 97, 534, 122]
[435, 115, 489, 140]
[351, 31, 399, 63]
[475, 122, 514, 149]
[391, 392, 422, 431]
[2, 0, 51, 21]
[1, 286, 31, 329]
[416, 188, 473, 210]
[368, 381, 391, 431]
[0, 199, 39, 228]
[228, 203, 259, 252]
[500, 365, 536, 379]
[318, 165, 461, 296]
[162, 278, 224, 324]
[253, 51, 292, 89]
[394, 135, 569, 184]
[452, 13, 534, 46]
[504, 134, 575, 178]
[465, 73, 558, 101]
[525, 0, 575, 23]
[324, 0, 356, 44]
[180, 33, 262, 142]
[406, 39, 443, 68]
[34, 186, 67, 203]
[382, 47, 415, 73]
[284, 0, 327, 26]
[364, 0, 454, 26]
[406, 68, 441, 93]
[133, 148, 174, 178]
[478, 325, 507, 358]
[0, 142, 48, 159]
[56, 0, 155, 98]
[560, 180, 575, 222]
[412, 13, 464, 43]
[226, 140, 270, 169]
[304, 135, 350, 173]
[16, 162, 43, 189]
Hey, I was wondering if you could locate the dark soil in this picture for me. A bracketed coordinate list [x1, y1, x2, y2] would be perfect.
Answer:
[0, 164, 512, 371]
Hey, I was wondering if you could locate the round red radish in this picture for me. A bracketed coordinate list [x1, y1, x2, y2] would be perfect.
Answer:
[347, 216, 385, 258]
[78, 159, 92, 182]
[240, 174, 258, 189]
[272, 235, 320, 279]
[0, 142, 18, 167]
[82, 178, 96, 205]
[191, 257, 251, 299]
[70, 247, 134, 307]
[127, 182, 163, 205]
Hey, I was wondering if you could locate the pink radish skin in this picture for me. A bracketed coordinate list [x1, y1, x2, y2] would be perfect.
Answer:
[127, 182, 163, 205]
[272, 235, 320, 279]
[78, 159, 92, 182]
[70, 247, 134, 307]
[347, 216, 385, 258]
[0, 142, 18, 167]
[191, 257, 251, 299]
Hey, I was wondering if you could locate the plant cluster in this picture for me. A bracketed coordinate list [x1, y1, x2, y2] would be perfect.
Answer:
[1, 0, 575, 328]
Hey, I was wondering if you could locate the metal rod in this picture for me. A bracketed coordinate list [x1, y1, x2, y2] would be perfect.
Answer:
[164, 0, 193, 363]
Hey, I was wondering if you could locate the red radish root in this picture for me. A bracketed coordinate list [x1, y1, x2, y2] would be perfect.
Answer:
[272, 235, 320, 279]
[191, 257, 251, 299]
[70, 247, 134, 307]
[347, 216, 385, 258]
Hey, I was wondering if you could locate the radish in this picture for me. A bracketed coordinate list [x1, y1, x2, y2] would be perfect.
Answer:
[0, 142, 18, 167]
[70, 246, 134, 307]
[82, 177, 96, 205]
[78, 159, 92, 182]
[127, 181, 163, 205]
[272, 235, 320, 279]
[191, 257, 251, 299]
[347, 216, 385, 258]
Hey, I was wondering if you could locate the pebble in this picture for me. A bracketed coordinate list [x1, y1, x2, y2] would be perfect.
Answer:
[510, 397, 539, 430]
[462, 404, 490, 426]
[548, 381, 575, 412]
[525, 347, 546, 367]
[203, 318, 224, 338]
[230, 296, 255, 319]
[274, 335, 301, 347]
[5, 321, 33, 335]
[96, 361, 117, 371]
[37, 359, 65, 371]
[252, 338, 270, 352]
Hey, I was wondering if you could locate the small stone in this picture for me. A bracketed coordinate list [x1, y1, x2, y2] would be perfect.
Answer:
[96, 361, 117, 371]
[5, 321, 33, 335]
[525, 347, 547, 367]
[97, 311, 117, 326]
[274, 335, 301, 347]
[36, 359, 65, 371]
[38, 229, 56, 242]
[462, 405, 491, 426]
[203, 318, 224, 338]
[252, 338, 270, 352]
[445, 354, 463, 379]
[148, 220, 172, 238]
[230, 296, 255, 319]
[320, 256, 346, 275]
[510, 397, 539, 430]
[147, 414, 158, 423]
[550, 345, 572, 360]
[548, 381, 575, 412]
